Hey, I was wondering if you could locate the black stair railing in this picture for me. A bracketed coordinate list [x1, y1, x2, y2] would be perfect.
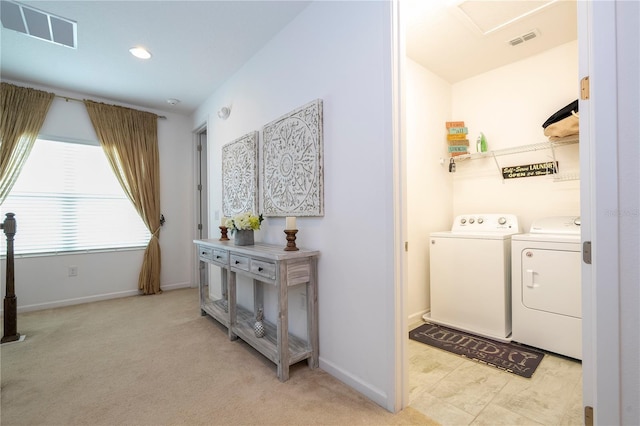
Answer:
[1, 212, 20, 343]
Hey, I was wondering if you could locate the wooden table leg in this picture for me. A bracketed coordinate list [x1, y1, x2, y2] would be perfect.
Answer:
[277, 262, 290, 381]
[307, 258, 319, 368]
[228, 271, 237, 341]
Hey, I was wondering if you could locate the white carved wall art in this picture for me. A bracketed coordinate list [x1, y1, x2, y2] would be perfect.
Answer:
[222, 131, 258, 217]
[261, 99, 324, 217]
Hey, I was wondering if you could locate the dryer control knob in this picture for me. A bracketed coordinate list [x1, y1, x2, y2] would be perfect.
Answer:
[460, 218, 466, 224]
[477, 218, 484, 224]
[498, 217, 507, 225]
[469, 218, 475, 224]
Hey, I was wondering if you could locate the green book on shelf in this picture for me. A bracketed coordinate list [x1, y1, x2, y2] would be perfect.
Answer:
[448, 127, 468, 135]
[448, 146, 469, 153]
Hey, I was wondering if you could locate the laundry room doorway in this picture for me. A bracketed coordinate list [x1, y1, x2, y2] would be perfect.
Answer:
[399, 0, 592, 423]
[399, 1, 636, 423]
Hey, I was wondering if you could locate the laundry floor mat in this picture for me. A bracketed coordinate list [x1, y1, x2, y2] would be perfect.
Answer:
[409, 322, 544, 378]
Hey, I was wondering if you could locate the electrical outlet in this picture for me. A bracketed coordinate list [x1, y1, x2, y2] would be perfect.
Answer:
[68, 266, 78, 277]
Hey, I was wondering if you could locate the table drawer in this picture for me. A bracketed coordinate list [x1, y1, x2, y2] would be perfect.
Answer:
[212, 249, 228, 265]
[198, 246, 214, 262]
[230, 254, 250, 271]
[251, 259, 276, 280]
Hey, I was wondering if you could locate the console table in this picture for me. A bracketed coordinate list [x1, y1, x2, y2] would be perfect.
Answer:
[194, 239, 319, 381]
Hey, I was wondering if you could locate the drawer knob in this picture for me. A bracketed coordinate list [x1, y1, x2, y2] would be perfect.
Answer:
[258, 267, 263, 272]
[235, 260, 240, 264]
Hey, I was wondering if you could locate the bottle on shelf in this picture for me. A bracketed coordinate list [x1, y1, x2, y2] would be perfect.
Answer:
[476, 132, 488, 153]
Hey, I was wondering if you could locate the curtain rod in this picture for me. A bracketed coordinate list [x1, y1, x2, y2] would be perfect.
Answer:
[55, 95, 167, 119]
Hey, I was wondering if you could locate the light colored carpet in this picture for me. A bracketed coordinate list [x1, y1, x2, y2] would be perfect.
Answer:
[1, 288, 437, 425]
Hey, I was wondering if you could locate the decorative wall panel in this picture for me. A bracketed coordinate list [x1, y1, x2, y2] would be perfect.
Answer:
[222, 131, 258, 216]
[261, 99, 323, 217]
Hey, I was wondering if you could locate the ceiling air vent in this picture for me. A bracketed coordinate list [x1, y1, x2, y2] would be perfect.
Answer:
[0, 0, 77, 49]
[508, 29, 540, 47]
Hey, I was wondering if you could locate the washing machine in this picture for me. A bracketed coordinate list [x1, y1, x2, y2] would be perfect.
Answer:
[511, 216, 582, 359]
[425, 214, 521, 342]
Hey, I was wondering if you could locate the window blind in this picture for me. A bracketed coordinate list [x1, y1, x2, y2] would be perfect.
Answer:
[0, 139, 151, 255]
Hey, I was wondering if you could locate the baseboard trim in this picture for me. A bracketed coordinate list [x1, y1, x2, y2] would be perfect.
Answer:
[408, 309, 429, 328]
[319, 356, 390, 411]
[161, 282, 193, 291]
[3, 282, 193, 314]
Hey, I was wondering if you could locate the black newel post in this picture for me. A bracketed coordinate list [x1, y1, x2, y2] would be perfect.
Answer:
[1, 212, 20, 343]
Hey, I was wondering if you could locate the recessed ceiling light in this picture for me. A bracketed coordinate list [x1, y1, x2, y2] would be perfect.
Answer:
[129, 47, 151, 59]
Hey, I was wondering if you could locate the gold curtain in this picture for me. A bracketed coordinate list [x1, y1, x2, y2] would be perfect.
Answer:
[0, 83, 54, 204]
[84, 100, 162, 295]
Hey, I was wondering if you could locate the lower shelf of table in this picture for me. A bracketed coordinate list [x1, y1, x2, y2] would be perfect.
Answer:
[232, 305, 312, 366]
[202, 299, 311, 367]
[201, 298, 229, 328]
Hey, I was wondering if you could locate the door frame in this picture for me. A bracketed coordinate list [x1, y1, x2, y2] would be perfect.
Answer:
[393, 0, 628, 421]
[579, 1, 628, 424]
[193, 123, 209, 289]
[390, 0, 408, 413]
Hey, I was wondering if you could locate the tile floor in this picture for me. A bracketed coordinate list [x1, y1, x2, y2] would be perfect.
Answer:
[408, 323, 584, 426]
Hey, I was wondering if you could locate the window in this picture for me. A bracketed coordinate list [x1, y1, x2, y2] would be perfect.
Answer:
[0, 138, 150, 255]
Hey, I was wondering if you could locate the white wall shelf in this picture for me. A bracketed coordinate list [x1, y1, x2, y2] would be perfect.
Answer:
[444, 136, 579, 181]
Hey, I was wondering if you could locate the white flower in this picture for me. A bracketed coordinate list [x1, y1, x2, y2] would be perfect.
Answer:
[226, 212, 264, 232]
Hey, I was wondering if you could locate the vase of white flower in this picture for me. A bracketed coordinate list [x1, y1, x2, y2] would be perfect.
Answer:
[225, 212, 264, 246]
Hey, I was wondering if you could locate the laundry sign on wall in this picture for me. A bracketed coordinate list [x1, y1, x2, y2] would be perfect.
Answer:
[502, 161, 558, 179]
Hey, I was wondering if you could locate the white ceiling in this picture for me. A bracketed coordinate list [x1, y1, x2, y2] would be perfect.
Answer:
[1, 1, 577, 116]
[404, 0, 577, 83]
[0, 1, 312, 115]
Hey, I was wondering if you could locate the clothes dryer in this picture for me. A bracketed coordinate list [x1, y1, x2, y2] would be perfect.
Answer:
[425, 214, 520, 342]
[511, 216, 582, 359]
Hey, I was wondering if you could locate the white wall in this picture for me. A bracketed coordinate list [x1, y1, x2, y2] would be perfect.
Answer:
[451, 41, 580, 231]
[405, 58, 453, 322]
[0, 83, 195, 311]
[192, 1, 397, 410]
